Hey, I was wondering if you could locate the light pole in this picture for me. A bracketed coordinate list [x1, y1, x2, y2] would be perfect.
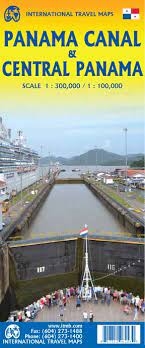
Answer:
[101, 148, 103, 168]
[95, 146, 97, 172]
[123, 128, 128, 191]
[48, 152, 50, 176]
[40, 145, 43, 181]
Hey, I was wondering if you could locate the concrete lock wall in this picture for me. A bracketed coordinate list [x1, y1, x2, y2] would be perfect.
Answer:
[0, 242, 9, 304]
[9, 237, 144, 281]
[84, 180, 144, 236]
[10, 240, 77, 281]
[88, 239, 144, 278]
[1, 179, 55, 242]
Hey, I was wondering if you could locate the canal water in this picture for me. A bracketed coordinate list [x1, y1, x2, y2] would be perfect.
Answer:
[26, 183, 131, 239]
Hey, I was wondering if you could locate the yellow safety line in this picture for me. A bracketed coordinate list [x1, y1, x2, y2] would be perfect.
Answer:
[9, 236, 22, 239]
[9, 237, 78, 248]
[88, 237, 145, 245]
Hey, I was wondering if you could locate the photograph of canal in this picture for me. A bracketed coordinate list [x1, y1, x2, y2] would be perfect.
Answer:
[26, 183, 130, 240]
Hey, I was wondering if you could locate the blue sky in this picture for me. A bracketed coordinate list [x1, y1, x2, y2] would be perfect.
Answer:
[1, 103, 144, 157]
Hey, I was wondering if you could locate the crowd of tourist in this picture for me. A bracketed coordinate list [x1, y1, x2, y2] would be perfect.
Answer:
[7, 285, 145, 322]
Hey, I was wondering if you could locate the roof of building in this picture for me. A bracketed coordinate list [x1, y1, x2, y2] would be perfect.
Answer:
[120, 169, 145, 176]
[128, 170, 145, 177]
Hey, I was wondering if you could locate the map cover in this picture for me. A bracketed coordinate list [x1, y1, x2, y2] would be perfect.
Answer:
[0, 0, 144, 347]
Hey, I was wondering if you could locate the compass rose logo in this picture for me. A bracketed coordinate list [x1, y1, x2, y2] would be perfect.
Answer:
[4, 6, 20, 22]
[5, 324, 20, 339]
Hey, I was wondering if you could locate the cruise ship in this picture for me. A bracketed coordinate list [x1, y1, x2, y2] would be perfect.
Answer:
[0, 117, 40, 176]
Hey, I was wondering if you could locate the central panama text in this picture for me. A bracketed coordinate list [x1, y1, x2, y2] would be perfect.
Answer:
[2, 61, 143, 76]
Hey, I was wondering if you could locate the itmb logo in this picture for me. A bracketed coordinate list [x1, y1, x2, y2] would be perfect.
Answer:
[5, 324, 20, 339]
[4, 6, 20, 22]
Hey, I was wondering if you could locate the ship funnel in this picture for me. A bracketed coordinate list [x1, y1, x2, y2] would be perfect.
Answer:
[8, 128, 11, 139]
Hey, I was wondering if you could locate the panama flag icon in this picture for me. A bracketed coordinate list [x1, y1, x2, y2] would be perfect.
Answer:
[123, 8, 140, 20]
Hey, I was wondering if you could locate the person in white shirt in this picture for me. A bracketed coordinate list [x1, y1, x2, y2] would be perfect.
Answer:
[104, 287, 108, 294]
[26, 310, 31, 318]
[135, 295, 140, 307]
[83, 311, 88, 322]
[89, 311, 94, 322]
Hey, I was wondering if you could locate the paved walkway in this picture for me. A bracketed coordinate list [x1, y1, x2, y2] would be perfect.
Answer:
[2, 180, 49, 234]
[93, 181, 144, 221]
[34, 298, 143, 322]
[120, 192, 145, 218]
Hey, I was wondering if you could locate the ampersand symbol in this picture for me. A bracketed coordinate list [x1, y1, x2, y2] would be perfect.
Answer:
[68, 50, 76, 58]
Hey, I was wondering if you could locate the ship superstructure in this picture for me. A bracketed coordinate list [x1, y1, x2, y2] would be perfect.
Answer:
[0, 117, 40, 175]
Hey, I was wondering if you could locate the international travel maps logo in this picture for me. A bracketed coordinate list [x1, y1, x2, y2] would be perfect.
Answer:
[4, 6, 20, 22]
